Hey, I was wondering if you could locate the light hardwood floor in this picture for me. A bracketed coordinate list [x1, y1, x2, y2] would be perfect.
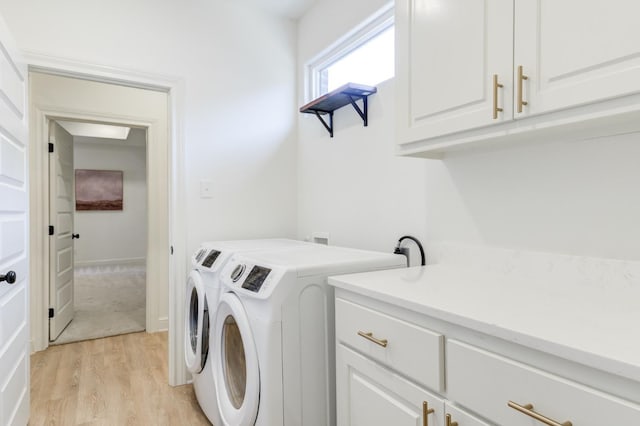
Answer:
[29, 331, 211, 426]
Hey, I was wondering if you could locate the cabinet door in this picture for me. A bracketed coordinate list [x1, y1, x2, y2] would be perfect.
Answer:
[396, 0, 514, 144]
[515, 0, 640, 117]
[445, 403, 492, 426]
[336, 344, 445, 426]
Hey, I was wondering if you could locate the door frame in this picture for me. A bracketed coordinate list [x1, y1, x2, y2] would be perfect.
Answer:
[26, 53, 188, 386]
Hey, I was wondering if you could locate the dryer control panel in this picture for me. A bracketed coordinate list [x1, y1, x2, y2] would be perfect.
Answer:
[201, 250, 221, 268]
[241, 265, 271, 293]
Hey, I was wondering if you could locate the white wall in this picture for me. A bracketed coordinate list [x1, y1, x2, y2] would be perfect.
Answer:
[297, 0, 429, 264]
[73, 130, 147, 266]
[427, 133, 640, 260]
[0, 0, 299, 257]
[298, 1, 640, 262]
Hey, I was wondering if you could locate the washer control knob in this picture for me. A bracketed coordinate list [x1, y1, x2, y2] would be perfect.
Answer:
[231, 264, 245, 282]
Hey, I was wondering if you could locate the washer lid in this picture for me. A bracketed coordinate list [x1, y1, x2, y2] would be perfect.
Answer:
[184, 270, 207, 373]
[212, 292, 260, 426]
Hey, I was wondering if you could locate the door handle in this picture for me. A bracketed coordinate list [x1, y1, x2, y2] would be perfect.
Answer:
[72, 233, 80, 239]
[0, 271, 16, 284]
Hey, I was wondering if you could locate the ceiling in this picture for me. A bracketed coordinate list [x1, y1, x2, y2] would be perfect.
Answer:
[57, 121, 131, 140]
[243, 0, 319, 19]
[57, 121, 147, 147]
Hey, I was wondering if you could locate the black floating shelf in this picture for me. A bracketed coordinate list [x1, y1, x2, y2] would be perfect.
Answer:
[299, 83, 377, 138]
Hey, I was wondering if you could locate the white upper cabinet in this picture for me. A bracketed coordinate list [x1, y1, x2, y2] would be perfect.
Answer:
[514, 0, 640, 117]
[396, 0, 640, 154]
[396, 0, 513, 143]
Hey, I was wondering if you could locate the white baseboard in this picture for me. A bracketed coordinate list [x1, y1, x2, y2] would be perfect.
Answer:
[74, 258, 147, 276]
[75, 257, 146, 268]
[148, 316, 169, 333]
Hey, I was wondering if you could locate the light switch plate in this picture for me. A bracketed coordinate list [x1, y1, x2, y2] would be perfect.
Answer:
[200, 180, 213, 198]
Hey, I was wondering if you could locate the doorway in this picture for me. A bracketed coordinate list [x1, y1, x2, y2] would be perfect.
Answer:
[48, 120, 148, 345]
[30, 71, 171, 353]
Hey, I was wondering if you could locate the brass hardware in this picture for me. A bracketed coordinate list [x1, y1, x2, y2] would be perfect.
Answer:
[492, 74, 503, 119]
[508, 401, 572, 426]
[445, 413, 458, 426]
[357, 331, 388, 348]
[422, 401, 434, 426]
[517, 65, 529, 113]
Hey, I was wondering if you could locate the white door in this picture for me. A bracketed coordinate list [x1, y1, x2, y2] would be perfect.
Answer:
[0, 15, 30, 426]
[48, 121, 74, 340]
[396, 0, 513, 144]
[514, 0, 640, 117]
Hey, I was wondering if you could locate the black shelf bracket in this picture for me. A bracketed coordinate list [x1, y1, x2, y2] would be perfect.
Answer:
[313, 111, 334, 138]
[299, 83, 377, 138]
[347, 95, 368, 126]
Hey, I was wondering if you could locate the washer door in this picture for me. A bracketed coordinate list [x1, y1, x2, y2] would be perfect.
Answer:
[184, 270, 208, 373]
[212, 292, 260, 426]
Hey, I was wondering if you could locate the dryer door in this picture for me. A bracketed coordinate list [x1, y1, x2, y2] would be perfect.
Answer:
[212, 292, 260, 426]
[184, 271, 207, 373]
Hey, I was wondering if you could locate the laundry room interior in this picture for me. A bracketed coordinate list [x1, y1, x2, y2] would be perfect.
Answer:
[0, 0, 639, 425]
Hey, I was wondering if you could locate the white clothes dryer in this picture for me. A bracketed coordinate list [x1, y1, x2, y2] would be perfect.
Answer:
[211, 244, 406, 426]
[185, 239, 311, 425]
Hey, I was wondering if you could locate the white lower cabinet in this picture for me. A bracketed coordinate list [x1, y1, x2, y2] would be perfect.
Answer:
[334, 295, 640, 426]
[447, 339, 640, 426]
[337, 343, 445, 426]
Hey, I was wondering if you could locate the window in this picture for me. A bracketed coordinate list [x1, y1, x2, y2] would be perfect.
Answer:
[320, 25, 394, 94]
[307, 3, 394, 99]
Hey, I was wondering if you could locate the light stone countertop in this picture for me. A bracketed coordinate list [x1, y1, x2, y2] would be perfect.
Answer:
[329, 264, 640, 383]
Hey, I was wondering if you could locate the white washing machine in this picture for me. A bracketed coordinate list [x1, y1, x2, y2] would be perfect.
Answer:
[210, 244, 406, 426]
[185, 239, 311, 425]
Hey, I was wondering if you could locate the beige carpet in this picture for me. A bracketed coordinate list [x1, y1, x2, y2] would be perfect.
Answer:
[51, 265, 146, 345]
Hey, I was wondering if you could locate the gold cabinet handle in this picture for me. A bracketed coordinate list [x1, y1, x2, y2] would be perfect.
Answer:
[422, 401, 434, 426]
[508, 401, 572, 426]
[492, 74, 503, 119]
[517, 65, 529, 113]
[357, 331, 388, 348]
[445, 413, 458, 426]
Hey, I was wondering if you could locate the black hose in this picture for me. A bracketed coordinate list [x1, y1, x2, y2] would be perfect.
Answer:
[396, 235, 426, 266]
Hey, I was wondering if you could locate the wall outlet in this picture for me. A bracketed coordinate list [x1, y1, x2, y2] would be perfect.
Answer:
[312, 232, 330, 245]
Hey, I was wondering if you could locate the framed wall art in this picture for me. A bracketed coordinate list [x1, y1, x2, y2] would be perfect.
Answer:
[75, 169, 123, 211]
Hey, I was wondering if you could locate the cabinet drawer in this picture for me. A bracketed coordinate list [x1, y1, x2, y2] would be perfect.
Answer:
[335, 298, 444, 392]
[447, 340, 640, 426]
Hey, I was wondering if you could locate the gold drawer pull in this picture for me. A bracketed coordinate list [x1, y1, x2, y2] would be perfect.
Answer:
[357, 331, 388, 348]
[492, 74, 503, 119]
[508, 401, 572, 426]
[422, 401, 434, 426]
[517, 65, 529, 113]
[445, 413, 458, 426]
